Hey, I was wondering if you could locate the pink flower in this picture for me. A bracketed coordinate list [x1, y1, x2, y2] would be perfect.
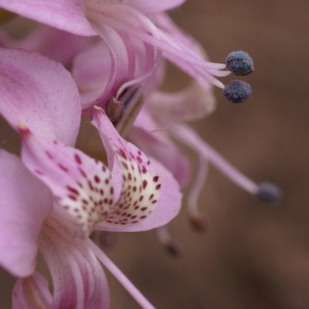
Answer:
[0, 48, 181, 308]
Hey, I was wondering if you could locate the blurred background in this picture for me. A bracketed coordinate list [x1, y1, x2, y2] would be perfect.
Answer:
[1, 0, 309, 308]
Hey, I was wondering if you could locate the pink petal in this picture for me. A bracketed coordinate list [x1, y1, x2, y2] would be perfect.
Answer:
[0, 0, 97, 36]
[0, 48, 81, 145]
[92, 107, 181, 231]
[129, 0, 186, 14]
[12, 272, 52, 309]
[20, 129, 114, 237]
[149, 82, 216, 122]
[0, 150, 52, 277]
[14, 24, 89, 65]
[39, 221, 109, 309]
[98, 157, 182, 232]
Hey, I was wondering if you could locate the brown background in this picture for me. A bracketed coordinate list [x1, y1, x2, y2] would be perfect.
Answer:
[1, 0, 309, 308]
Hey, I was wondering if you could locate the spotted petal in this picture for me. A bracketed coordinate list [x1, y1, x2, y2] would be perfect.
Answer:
[0, 48, 81, 145]
[92, 107, 181, 231]
[20, 128, 114, 237]
[0, 150, 52, 277]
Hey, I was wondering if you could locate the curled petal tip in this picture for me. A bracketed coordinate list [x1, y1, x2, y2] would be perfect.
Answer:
[257, 182, 282, 203]
[189, 213, 209, 233]
[17, 122, 32, 136]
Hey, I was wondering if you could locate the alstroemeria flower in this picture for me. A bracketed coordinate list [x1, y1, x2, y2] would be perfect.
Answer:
[0, 48, 181, 308]
[0, 0, 247, 111]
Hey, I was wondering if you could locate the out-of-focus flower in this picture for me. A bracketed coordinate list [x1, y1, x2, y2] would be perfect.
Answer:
[0, 48, 181, 308]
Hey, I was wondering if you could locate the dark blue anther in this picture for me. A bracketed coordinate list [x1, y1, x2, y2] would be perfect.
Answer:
[225, 51, 254, 76]
[224, 80, 252, 103]
[257, 182, 281, 202]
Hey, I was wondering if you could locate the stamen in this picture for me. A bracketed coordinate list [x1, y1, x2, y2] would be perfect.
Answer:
[157, 226, 183, 258]
[89, 240, 156, 309]
[113, 84, 144, 136]
[225, 51, 254, 76]
[169, 123, 279, 200]
[257, 182, 281, 202]
[187, 154, 209, 233]
[224, 80, 252, 103]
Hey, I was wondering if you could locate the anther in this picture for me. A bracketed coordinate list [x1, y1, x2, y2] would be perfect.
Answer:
[189, 213, 209, 233]
[224, 80, 252, 103]
[225, 51, 254, 76]
[257, 182, 281, 202]
[105, 98, 124, 123]
[164, 241, 184, 259]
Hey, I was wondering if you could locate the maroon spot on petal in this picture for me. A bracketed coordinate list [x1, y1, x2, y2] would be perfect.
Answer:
[131, 220, 138, 224]
[134, 206, 140, 210]
[119, 148, 127, 159]
[88, 180, 94, 191]
[67, 186, 80, 196]
[45, 151, 53, 160]
[133, 186, 137, 192]
[156, 184, 161, 190]
[100, 189, 104, 196]
[79, 168, 87, 178]
[82, 199, 89, 205]
[142, 166, 147, 174]
[152, 200, 157, 204]
[139, 195, 144, 202]
[131, 215, 137, 219]
[137, 156, 142, 163]
[74, 154, 82, 165]
[106, 220, 113, 223]
[149, 194, 154, 200]
[94, 175, 100, 183]
[140, 215, 147, 219]
[147, 161, 150, 165]
[128, 173, 132, 180]
[68, 195, 78, 201]
[142, 180, 147, 189]
[58, 164, 68, 172]
[104, 198, 108, 203]
[153, 176, 159, 182]
[102, 166, 106, 172]
[110, 187, 114, 194]
[105, 179, 109, 185]
[35, 169, 44, 175]
[74, 208, 80, 212]
[138, 150, 142, 155]
[141, 207, 147, 211]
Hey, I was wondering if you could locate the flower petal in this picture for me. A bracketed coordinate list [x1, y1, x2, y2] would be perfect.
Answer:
[20, 128, 114, 237]
[0, 0, 97, 36]
[129, 0, 186, 14]
[12, 272, 52, 309]
[93, 107, 180, 231]
[0, 48, 81, 145]
[0, 150, 52, 277]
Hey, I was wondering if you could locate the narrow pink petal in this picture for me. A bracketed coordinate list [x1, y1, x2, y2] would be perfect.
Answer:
[0, 0, 97, 36]
[149, 82, 216, 122]
[93, 107, 181, 231]
[40, 219, 109, 309]
[0, 48, 81, 145]
[20, 129, 114, 237]
[0, 150, 52, 277]
[12, 272, 52, 309]
[129, 0, 186, 14]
